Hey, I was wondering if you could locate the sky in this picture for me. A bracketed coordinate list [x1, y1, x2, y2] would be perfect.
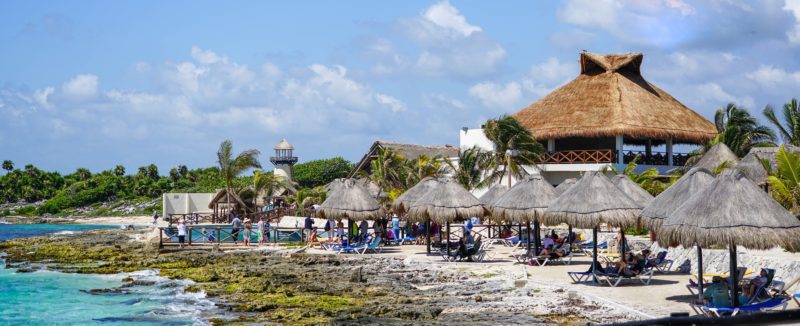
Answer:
[3, 0, 800, 174]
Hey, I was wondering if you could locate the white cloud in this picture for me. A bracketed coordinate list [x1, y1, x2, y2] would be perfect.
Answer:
[468, 82, 522, 109]
[785, 0, 800, 44]
[375, 94, 407, 112]
[423, 93, 466, 110]
[62, 74, 98, 100]
[191, 46, 227, 64]
[33, 87, 55, 109]
[693, 82, 754, 109]
[422, 0, 482, 37]
[306, 64, 373, 108]
[746, 65, 800, 89]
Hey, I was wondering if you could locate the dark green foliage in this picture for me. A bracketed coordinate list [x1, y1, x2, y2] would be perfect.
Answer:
[293, 157, 353, 188]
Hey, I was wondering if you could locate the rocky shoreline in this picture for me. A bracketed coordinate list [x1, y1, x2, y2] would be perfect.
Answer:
[0, 228, 637, 325]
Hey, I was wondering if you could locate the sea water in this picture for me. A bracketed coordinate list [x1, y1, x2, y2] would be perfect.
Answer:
[0, 224, 217, 325]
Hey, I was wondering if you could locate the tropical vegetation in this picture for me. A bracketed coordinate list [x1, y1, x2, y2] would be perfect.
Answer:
[767, 146, 800, 214]
[481, 115, 544, 187]
[603, 156, 669, 195]
[713, 103, 776, 157]
[763, 98, 800, 146]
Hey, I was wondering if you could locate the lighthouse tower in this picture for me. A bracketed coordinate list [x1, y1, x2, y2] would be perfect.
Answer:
[270, 139, 298, 180]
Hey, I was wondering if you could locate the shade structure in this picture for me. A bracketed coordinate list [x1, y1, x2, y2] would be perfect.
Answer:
[554, 178, 576, 196]
[657, 169, 800, 307]
[610, 175, 654, 208]
[391, 177, 440, 215]
[491, 175, 558, 223]
[318, 179, 384, 221]
[406, 178, 487, 225]
[513, 52, 716, 144]
[478, 184, 509, 206]
[735, 152, 768, 186]
[657, 169, 800, 250]
[640, 168, 714, 231]
[691, 143, 739, 171]
[543, 171, 642, 229]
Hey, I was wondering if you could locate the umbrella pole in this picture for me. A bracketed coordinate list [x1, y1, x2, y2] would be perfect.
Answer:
[426, 219, 431, 254]
[568, 225, 573, 249]
[620, 229, 627, 259]
[697, 245, 704, 303]
[347, 218, 352, 243]
[526, 221, 532, 254]
[534, 220, 541, 255]
[730, 245, 738, 308]
[518, 224, 522, 243]
[592, 227, 598, 283]
[446, 222, 451, 258]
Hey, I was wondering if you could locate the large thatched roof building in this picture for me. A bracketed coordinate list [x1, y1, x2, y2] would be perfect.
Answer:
[349, 140, 459, 178]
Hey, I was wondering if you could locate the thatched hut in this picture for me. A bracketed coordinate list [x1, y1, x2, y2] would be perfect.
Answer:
[391, 177, 440, 215]
[690, 143, 739, 171]
[406, 178, 487, 225]
[478, 184, 508, 207]
[554, 178, 576, 196]
[735, 146, 798, 185]
[318, 179, 384, 221]
[657, 170, 800, 306]
[514, 52, 716, 167]
[491, 175, 557, 223]
[543, 171, 641, 229]
[610, 175, 653, 207]
[640, 168, 714, 231]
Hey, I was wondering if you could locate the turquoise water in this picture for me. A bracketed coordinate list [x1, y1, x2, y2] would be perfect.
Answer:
[0, 223, 118, 241]
[0, 224, 216, 325]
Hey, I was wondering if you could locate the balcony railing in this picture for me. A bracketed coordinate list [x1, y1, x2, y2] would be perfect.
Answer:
[542, 150, 693, 166]
[542, 150, 614, 164]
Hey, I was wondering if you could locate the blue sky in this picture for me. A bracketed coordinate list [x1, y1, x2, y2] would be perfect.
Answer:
[3, 0, 800, 174]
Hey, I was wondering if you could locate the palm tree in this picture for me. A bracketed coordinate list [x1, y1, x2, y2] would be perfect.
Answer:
[75, 168, 92, 181]
[368, 147, 405, 193]
[604, 155, 666, 195]
[2, 160, 13, 172]
[287, 186, 326, 216]
[217, 140, 262, 213]
[763, 98, 800, 146]
[253, 170, 296, 198]
[482, 115, 544, 187]
[448, 146, 490, 191]
[113, 165, 126, 177]
[767, 146, 800, 214]
[715, 103, 776, 157]
[403, 154, 448, 189]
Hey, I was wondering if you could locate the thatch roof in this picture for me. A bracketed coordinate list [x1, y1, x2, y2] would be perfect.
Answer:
[319, 179, 384, 221]
[391, 177, 440, 215]
[736, 146, 797, 185]
[514, 52, 716, 144]
[478, 184, 508, 206]
[657, 169, 800, 250]
[610, 175, 654, 207]
[491, 175, 558, 223]
[349, 140, 459, 178]
[406, 178, 487, 224]
[543, 171, 642, 228]
[554, 178, 576, 196]
[640, 168, 714, 231]
[208, 188, 252, 212]
[690, 143, 739, 171]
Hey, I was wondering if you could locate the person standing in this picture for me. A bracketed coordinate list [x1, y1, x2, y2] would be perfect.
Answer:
[243, 219, 252, 246]
[177, 219, 187, 249]
[304, 215, 315, 242]
[257, 217, 266, 246]
[391, 214, 400, 242]
[152, 211, 160, 225]
[359, 220, 369, 242]
[231, 215, 243, 245]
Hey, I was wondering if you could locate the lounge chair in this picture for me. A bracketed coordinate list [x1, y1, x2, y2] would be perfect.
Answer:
[510, 249, 533, 263]
[328, 237, 380, 254]
[531, 245, 573, 267]
[567, 271, 593, 283]
[594, 265, 655, 287]
[698, 297, 790, 317]
[646, 251, 674, 273]
[580, 241, 607, 256]
[687, 267, 748, 296]
[397, 235, 417, 245]
[792, 293, 800, 307]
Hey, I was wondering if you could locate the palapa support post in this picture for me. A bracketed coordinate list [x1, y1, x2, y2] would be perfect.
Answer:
[592, 227, 598, 283]
[526, 221, 532, 254]
[730, 245, 738, 308]
[620, 229, 627, 259]
[517, 224, 522, 242]
[697, 245, 704, 302]
[347, 218, 352, 244]
[426, 219, 431, 254]
[159, 228, 163, 249]
[533, 221, 540, 255]
[446, 222, 451, 258]
[568, 225, 573, 249]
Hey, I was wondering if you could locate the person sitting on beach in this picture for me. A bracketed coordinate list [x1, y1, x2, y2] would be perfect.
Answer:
[374, 219, 384, 240]
[455, 237, 469, 259]
[359, 220, 369, 242]
[542, 234, 556, 249]
[231, 215, 243, 245]
[336, 220, 345, 241]
[531, 242, 567, 264]
[740, 268, 769, 303]
[499, 226, 513, 239]
[177, 219, 187, 249]
[615, 229, 628, 255]
[702, 276, 732, 308]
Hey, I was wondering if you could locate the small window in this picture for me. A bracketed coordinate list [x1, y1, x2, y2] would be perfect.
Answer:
[173, 195, 180, 199]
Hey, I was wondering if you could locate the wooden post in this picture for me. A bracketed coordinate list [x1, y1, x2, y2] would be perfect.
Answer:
[188, 226, 192, 246]
[426, 219, 431, 254]
[526, 221, 532, 254]
[446, 222, 451, 258]
[697, 245, 704, 303]
[534, 220, 541, 255]
[730, 245, 738, 308]
[592, 227, 598, 283]
[159, 228, 163, 249]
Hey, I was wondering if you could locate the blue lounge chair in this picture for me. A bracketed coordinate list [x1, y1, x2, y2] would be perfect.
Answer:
[397, 235, 417, 245]
[646, 251, 674, 273]
[792, 293, 799, 307]
[700, 297, 789, 317]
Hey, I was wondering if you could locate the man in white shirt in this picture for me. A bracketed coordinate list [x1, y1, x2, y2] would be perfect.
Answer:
[177, 220, 187, 249]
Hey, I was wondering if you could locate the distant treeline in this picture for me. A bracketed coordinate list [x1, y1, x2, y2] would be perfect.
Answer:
[0, 157, 352, 215]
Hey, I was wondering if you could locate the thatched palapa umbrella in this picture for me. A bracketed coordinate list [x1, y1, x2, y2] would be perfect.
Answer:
[479, 184, 509, 207]
[610, 175, 653, 208]
[407, 178, 487, 257]
[392, 177, 440, 252]
[491, 174, 557, 254]
[319, 179, 384, 242]
[657, 170, 800, 307]
[691, 143, 739, 171]
[554, 178, 576, 196]
[544, 171, 642, 278]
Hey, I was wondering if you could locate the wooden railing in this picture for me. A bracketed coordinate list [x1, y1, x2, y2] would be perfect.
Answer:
[542, 150, 614, 164]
